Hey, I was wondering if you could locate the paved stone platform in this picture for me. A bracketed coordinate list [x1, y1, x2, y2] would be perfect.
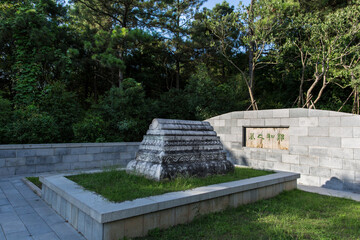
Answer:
[0, 176, 85, 240]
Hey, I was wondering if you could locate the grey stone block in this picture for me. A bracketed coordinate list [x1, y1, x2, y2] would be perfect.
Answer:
[298, 136, 318, 146]
[16, 149, 37, 157]
[319, 117, 340, 127]
[53, 163, 71, 171]
[308, 127, 329, 137]
[310, 167, 331, 177]
[0, 159, 4, 168]
[291, 164, 310, 174]
[0, 150, 16, 158]
[298, 175, 320, 186]
[216, 127, 231, 134]
[341, 116, 360, 127]
[289, 127, 308, 136]
[36, 149, 54, 156]
[86, 146, 102, 154]
[231, 127, 242, 134]
[354, 149, 360, 159]
[273, 109, 289, 118]
[289, 136, 298, 145]
[244, 111, 258, 119]
[15, 165, 36, 175]
[5, 158, 26, 167]
[54, 148, 70, 155]
[237, 119, 250, 126]
[329, 127, 352, 137]
[282, 154, 299, 164]
[289, 146, 308, 155]
[231, 111, 244, 119]
[353, 127, 360, 137]
[273, 162, 291, 171]
[317, 137, 341, 148]
[214, 119, 225, 127]
[219, 112, 232, 120]
[250, 151, 266, 160]
[319, 157, 342, 169]
[290, 108, 308, 118]
[342, 160, 360, 170]
[299, 117, 318, 127]
[266, 152, 282, 162]
[70, 148, 86, 155]
[78, 154, 94, 162]
[309, 109, 330, 117]
[257, 110, 273, 119]
[341, 138, 360, 148]
[300, 155, 319, 166]
[126, 145, 140, 152]
[248, 119, 265, 126]
[309, 147, 329, 157]
[265, 118, 281, 126]
[329, 148, 353, 159]
[62, 155, 79, 163]
[331, 169, 355, 181]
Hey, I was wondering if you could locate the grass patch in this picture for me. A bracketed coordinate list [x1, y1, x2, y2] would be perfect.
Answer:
[137, 189, 360, 240]
[26, 176, 42, 189]
[67, 167, 272, 203]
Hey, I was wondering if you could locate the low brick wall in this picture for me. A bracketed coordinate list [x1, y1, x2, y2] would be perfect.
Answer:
[0, 142, 140, 176]
[41, 171, 299, 240]
[207, 108, 360, 192]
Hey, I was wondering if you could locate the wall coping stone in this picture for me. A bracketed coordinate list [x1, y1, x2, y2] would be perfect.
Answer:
[40, 170, 299, 223]
[0, 142, 140, 150]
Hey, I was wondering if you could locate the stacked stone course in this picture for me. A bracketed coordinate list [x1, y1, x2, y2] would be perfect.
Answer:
[0, 142, 139, 176]
[207, 108, 360, 192]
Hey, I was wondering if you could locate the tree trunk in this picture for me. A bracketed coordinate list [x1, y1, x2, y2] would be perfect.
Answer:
[176, 60, 180, 89]
[248, 0, 255, 90]
[353, 86, 359, 114]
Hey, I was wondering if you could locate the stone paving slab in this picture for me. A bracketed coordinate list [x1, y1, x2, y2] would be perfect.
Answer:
[298, 184, 360, 201]
[0, 175, 85, 240]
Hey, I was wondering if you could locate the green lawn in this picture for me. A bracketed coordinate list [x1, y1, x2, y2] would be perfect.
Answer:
[26, 176, 42, 189]
[137, 189, 360, 240]
[66, 168, 272, 203]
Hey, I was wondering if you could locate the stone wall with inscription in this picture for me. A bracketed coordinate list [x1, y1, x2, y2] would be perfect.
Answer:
[207, 108, 360, 193]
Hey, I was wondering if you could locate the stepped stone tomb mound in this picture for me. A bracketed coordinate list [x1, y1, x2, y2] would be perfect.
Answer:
[126, 118, 234, 180]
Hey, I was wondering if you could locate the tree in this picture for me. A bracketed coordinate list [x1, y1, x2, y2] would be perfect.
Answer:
[156, 0, 205, 89]
[207, 0, 298, 110]
[0, 0, 71, 106]
[286, 3, 360, 109]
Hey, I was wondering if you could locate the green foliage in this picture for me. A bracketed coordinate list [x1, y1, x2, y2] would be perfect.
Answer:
[9, 105, 60, 144]
[39, 82, 82, 142]
[1, 0, 360, 144]
[73, 113, 106, 143]
[0, 96, 12, 144]
[186, 65, 247, 119]
[67, 167, 272, 203]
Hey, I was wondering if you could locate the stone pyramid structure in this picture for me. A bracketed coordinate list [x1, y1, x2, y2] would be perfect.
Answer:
[126, 118, 234, 180]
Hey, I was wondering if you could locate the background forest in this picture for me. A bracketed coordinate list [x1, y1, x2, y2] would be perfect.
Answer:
[1, 0, 360, 144]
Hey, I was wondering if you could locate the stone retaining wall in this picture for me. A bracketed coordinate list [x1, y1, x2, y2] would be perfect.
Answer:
[0, 142, 140, 176]
[207, 108, 360, 192]
[41, 171, 299, 240]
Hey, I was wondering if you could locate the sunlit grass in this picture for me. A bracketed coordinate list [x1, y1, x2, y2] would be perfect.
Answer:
[138, 189, 360, 240]
[66, 167, 272, 203]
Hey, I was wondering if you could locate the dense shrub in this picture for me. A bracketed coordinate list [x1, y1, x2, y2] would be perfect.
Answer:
[0, 96, 12, 144]
[9, 105, 60, 144]
[73, 113, 106, 143]
[39, 82, 82, 142]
